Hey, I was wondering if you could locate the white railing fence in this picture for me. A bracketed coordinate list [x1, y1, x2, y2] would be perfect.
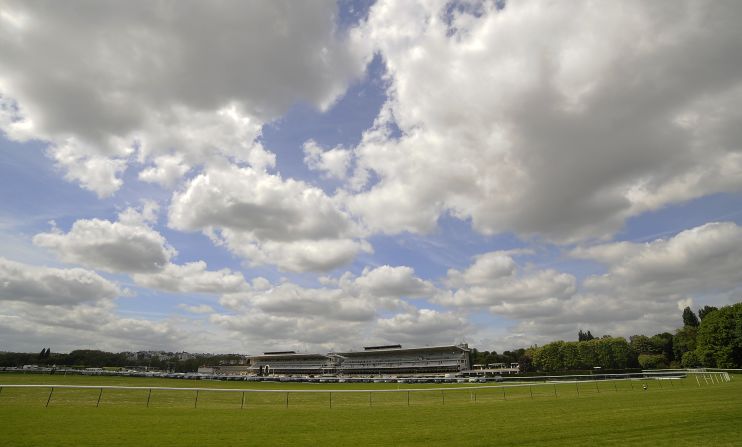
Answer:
[0, 370, 731, 409]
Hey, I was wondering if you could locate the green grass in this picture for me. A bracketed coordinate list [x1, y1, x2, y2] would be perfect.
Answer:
[0, 373, 740, 446]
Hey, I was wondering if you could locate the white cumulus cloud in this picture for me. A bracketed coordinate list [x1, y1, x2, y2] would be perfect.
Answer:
[0, 0, 369, 195]
[133, 261, 249, 295]
[169, 164, 370, 272]
[303, 139, 352, 180]
[344, 0, 742, 242]
[0, 257, 120, 306]
[449, 222, 742, 347]
[34, 206, 175, 274]
[375, 309, 469, 346]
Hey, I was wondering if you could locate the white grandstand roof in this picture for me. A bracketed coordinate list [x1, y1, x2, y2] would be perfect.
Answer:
[334, 344, 470, 357]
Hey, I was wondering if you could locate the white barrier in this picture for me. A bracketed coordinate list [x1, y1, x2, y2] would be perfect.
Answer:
[0, 370, 730, 408]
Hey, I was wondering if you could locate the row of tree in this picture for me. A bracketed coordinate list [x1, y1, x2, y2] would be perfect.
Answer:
[530, 337, 635, 371]
[526, 302, 741, 372]
[0, 349, 245, 372]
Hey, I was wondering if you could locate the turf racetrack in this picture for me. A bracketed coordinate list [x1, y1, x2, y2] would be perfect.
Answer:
[1, 373, 739, 446]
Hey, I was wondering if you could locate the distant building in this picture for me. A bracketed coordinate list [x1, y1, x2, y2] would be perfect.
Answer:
[136, 351, 170, 361]
[177, 352, 195, 361]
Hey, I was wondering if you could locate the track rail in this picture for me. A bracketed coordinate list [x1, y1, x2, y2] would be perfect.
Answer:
[0, 370, 730, 394]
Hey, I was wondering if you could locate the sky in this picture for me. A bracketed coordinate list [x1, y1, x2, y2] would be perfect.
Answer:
[1, 0, 742, 355]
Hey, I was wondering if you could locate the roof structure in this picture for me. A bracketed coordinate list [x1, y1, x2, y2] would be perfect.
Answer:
[249, 353, 329, 361]
[335, 344, 470, 357]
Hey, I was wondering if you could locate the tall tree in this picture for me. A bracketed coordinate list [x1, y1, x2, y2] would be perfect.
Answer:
[682, 306, 700, 327]
[650, 332, 674, 363]
[698, 305, 718, 321]
[638, 353, 667, 369]
[695, 302, 742, 368]
[629, 335, 657, 354]
[681, 351, 701, 368]
[673, 326, 697, 360]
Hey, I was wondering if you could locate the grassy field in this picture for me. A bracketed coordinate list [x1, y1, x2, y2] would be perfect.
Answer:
[0, 373, 739, 446]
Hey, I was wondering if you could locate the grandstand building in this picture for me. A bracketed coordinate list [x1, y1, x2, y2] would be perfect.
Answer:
[242, 344, 471, 377]
[333, 344, 470, 376]
[246, 351, 333, 376]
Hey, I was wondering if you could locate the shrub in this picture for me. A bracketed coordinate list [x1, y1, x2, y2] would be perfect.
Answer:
[638, 354, 667, 369]
[681, 351, 701, 368]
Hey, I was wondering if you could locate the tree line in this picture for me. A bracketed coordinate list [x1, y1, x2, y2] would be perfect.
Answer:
[0, 349, 244, 372]
[525, 302, 741, 372]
